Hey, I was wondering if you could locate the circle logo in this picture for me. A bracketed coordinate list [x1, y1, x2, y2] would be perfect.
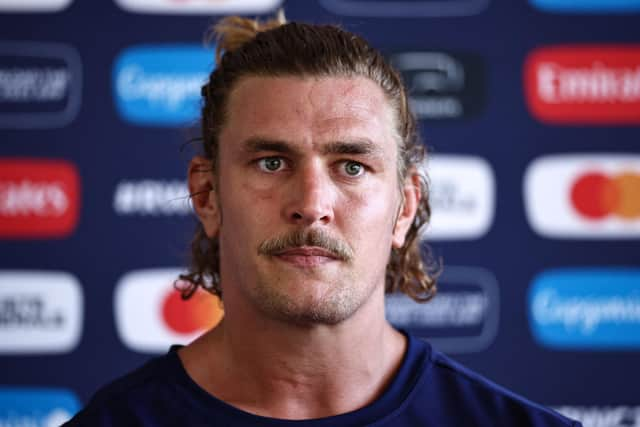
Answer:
[161, 287, 223, 335]
[570, 171, 640, 220]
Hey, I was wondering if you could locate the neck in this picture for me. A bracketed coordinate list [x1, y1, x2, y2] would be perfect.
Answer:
[179, 286, 406, 420]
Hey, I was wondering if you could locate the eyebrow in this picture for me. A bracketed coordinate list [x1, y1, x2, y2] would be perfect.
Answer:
[241, 137, 385, 158]
[242, 138, 295, 154]
[320, 140, 384, 157]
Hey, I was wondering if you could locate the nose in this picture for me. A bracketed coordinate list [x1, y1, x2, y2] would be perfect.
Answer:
[283, 161, 335, 226]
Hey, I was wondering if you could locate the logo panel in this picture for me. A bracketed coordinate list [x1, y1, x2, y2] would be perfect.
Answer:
[115, 268, 223, 353]
[113, 179, 190, 216]
[529, 269, 640, 349]
[423, 155, 495, 240]
[0, 159, 80, 239]
[0, 42, 81, 128]
[524, 45, 640, 124]
[0, 0, 72, 12]
[0, 388, 80, 426]
[388, 51, 485, 120]
[554, 406, 640, 427]
[0, 271, 83, 354]
[114, 0, 282, 14]
[113, 45, 214, 126]
[386, 266, 499, 353]
[319, 0, 489, 17]
[524, 154, 640, 239]
[530, 0, 640, 13]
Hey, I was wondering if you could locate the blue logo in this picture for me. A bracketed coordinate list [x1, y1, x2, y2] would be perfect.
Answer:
[113, 44, 215, 126]
[0, 42, 82, 129]
[0, 388, 81, 426]
[529, 269, 640, 349]
[386, 266, 499, 353]
[319, 0, 489, 17]
[529, 0, 640, 13]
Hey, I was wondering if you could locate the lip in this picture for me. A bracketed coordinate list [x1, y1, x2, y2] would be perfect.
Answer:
[273, 246, 339, 267]
[275, 246, 338, 258]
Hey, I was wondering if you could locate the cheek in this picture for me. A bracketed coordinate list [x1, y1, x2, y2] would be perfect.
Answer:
[218, 173, 281, 244]
[340, 184, 399, 246]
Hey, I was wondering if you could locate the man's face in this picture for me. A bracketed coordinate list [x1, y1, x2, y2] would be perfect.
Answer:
[202, 75, 416, 325]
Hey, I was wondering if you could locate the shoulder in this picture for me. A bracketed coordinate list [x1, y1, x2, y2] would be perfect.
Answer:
[64, 352, 182, 426]
[402, 337, 582, 427]
[92, 353, 175, 406]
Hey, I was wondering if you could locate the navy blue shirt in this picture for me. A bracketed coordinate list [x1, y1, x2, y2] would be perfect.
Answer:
[66, 334, 581, 426]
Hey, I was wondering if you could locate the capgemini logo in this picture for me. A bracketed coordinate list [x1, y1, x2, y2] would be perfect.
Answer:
[528, 269, 640, 349]
[529, 0, 640, 13]
[0, 388, 80, 426]
[113, 45, 214, 126]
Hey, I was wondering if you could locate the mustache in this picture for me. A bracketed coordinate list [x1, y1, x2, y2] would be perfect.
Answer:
[258, 228, 354, 262]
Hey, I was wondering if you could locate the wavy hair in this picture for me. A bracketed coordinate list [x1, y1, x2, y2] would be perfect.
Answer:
[178, 12, 440, 303]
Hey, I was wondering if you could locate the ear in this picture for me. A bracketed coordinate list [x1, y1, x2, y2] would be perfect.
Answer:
[392, 170, 422, 248]
[188, 156, 220, 238]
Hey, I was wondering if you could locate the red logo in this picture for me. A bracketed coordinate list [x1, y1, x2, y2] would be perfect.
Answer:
[524, 45, 640, 124]
[161, 286, 223, 334]
[0, 159, 80, 238]
[570, 171, 640, 220]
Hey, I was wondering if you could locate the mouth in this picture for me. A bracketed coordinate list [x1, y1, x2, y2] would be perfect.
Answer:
[272, 246, 340, 267]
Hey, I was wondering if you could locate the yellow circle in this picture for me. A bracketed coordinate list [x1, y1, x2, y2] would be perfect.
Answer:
[613, 172, 640, 219]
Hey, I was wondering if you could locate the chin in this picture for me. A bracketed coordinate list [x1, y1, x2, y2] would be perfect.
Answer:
[251, 278, 370, 326]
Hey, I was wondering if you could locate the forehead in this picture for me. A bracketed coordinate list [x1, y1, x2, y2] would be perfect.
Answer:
[220, 75, 397, 149]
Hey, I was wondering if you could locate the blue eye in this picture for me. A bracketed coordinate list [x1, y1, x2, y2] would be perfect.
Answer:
[344, 161, 364, 176]
[258, 157, 284, 172]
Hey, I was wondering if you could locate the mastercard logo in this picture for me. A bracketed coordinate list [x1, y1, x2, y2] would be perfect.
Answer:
[115, 268, 224, 353]
[161, 287, 223, 334]
[524, 154, 640, 239]
[571, 172, 640, 220]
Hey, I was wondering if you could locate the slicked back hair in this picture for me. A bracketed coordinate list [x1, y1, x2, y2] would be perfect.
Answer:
[178, 13, 439, 303]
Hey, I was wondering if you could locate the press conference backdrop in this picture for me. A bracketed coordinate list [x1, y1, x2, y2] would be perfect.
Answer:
[1, 0, 639, 425]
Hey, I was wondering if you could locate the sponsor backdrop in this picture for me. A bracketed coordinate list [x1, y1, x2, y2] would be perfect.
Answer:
[0, 0, 638, 425]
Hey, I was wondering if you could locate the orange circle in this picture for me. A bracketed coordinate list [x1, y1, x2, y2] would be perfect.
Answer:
[612, 172, 640, 219]
[162, 289, 224, 334]
[191, 290, 224, 331]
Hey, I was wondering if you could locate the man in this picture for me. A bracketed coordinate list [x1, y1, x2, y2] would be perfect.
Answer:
[67, 13, 582, 426]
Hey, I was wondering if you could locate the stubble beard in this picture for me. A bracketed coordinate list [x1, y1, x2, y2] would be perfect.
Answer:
[248, 269, 378, 326]
[249, 227, 376, 325]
